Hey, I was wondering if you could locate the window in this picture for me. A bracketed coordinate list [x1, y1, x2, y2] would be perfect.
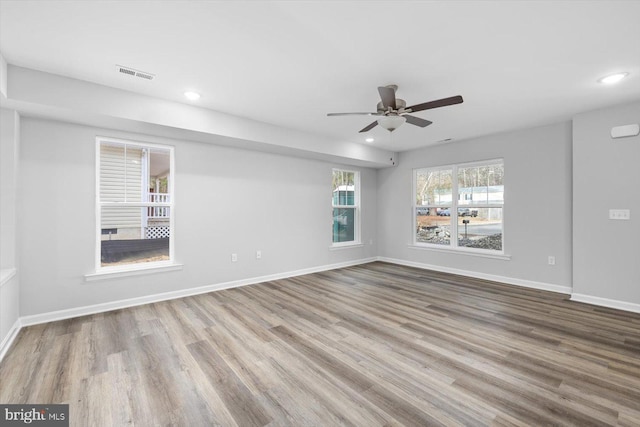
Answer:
[332, 169, 360, 245]
[96, 137, 174, 270]
[414, 160, 504, 252]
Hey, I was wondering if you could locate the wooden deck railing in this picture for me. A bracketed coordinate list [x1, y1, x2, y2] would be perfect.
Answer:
[147, 193, 170, 218]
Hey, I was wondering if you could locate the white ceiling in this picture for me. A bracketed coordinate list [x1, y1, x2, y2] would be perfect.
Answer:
[1, 0, 639, 152]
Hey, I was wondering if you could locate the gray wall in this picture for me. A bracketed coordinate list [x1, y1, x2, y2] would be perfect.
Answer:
[1, 108, 20, 345]
[377, 122, 573, 288]
[573, 101, 640, 304]
[7, 101, 640, 323]
[1, 109, 18, 269]
[18, 118, 377, 316]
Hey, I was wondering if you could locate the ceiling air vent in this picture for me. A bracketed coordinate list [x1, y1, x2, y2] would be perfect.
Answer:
[116, 65, 155, 81]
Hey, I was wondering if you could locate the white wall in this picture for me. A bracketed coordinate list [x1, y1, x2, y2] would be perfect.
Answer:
[573, 101, 640, 307]
[1, 108, 20, 350]
[7, 65, 396, 168]
[18, 118, 377, 316]
[377, 122, 573, 291]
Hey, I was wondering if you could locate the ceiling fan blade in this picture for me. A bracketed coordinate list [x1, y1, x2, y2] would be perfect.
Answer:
[378, 86, 397, 110]
[359, 121, 379, 133]
[327, 112, 379, 116]
[404, 115, 433, 128]
[407, 95, 463, 113]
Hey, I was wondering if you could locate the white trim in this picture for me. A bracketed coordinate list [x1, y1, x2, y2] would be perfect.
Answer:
[95, 136, 176, 273]
[0, 51, 7, 99]
[329, 243, 365, 251]
[168, 144, 176, 262]
[84, 263, 183, 282]
[377, 256, 571, 295]
[22, 257, 377, 327]
[95, 139, 100, 269]
[0, 268, 17, 288]
[0, 318, 21, 363]
[413, 159, 505, 252]
[141, 148, 149, 229]
[98, 202, 172, 207]
[96, 135, 176, 152]
[332, 168, 361, 247]
[408, 244, 511, 260]
[571, 293, 640, 314]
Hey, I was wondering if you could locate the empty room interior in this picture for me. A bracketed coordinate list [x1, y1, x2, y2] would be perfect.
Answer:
[1, 1, 639, 426]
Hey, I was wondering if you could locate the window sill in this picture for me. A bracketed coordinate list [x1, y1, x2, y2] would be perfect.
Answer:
[85, 263, 183, 282]
[408, 244, 511, 260]
[330, 243, 364, 251]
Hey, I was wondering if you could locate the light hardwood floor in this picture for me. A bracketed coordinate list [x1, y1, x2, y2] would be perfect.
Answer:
[1, 262, 639, 426]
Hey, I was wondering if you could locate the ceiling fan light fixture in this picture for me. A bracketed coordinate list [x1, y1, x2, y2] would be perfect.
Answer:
[377, 115, 406, 132]
[365, 137, 375, 143]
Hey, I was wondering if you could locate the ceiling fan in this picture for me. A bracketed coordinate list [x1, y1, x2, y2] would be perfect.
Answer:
[327, 85, 463, 133]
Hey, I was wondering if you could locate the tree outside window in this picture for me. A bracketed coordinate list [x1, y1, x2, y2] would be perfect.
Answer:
[414, 160, 504, 252]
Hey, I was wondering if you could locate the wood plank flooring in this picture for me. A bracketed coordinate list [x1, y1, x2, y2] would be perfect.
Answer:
[1, 262, 639, 426]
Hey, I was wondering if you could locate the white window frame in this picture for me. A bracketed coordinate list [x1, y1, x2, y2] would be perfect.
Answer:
[93, 136, 176, 274]
[412, 158, 505, 255]
[331, 168, 361, 247]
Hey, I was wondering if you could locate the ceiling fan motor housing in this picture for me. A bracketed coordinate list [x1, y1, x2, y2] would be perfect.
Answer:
[377, 99, 406, 114]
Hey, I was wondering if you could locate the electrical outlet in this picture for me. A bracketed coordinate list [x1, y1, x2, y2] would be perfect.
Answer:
[548, 256, 555, 266]
[231, 253, 238, 262]
[609, 209, 630, 220]
[256, 250, 261, 259]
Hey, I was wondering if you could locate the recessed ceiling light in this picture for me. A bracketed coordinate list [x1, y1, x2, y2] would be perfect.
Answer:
[365, 137, 374, 143]
[184, 91, 201, 101]
[598, 72, 629, 85]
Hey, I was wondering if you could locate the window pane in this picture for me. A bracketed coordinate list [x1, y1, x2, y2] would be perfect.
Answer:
[333, 208, 355, 242]
[124, 145, 143, 202]
[101, 206, 170, 267]
[458, 208, 502, 250]
[100, 142, 171, 203]
[148, 146, 172, 202]
[332, 170, 356, 206]
[100, 143, 143, 202]
[100, 143, 125, 202]
[458, 163, 504, 205]
[416, 207, 451, 245]
[416, 169, 452, 206]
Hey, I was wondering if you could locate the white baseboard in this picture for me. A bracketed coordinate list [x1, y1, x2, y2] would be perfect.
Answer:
[377, 256, 572, 295]
[20, 257, 378, 327]
[6, 258, 640, 361]
[570, 293, 640, 314]
[0, 318, 21, 363]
